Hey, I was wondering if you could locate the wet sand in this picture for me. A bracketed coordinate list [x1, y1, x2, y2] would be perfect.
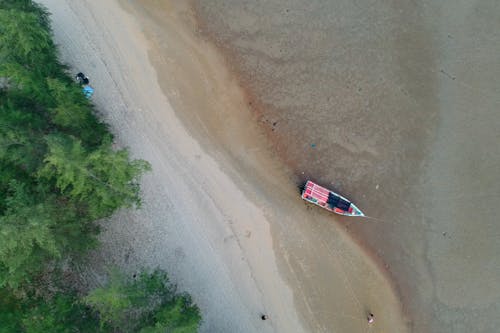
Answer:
[122, 1, 408, 332]
[191, 0, 500, 332]
[39, 0, 408, 332]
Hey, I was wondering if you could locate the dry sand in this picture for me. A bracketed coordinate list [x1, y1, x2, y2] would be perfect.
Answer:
[192, 0, 500, 332]
[38, 0, 409, 332]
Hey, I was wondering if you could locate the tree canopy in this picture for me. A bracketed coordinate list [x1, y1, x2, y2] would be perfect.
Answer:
[0, 1, 150, 288]
[0, 1, 201, 331]
[85, 270, 201, 333]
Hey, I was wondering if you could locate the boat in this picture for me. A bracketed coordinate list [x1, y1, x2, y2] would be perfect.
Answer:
[301, 180, 365, 217]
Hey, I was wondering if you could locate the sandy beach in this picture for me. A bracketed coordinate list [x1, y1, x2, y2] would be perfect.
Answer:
[38, 0, 500, 332]
[38, 0, 408, 332]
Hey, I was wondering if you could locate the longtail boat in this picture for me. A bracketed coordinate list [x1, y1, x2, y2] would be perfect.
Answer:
[301, 180, 365, 217]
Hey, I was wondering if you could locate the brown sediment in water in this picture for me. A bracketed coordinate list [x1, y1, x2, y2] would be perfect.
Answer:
[189, 1, 500, 332]
[188, 11, 305, 180]
[189, 0, 426, 320]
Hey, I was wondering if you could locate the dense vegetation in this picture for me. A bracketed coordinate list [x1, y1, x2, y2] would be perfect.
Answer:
[0, 1, 201, 331]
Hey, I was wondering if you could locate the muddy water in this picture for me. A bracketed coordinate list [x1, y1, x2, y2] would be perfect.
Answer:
[191, 1, 500, 332]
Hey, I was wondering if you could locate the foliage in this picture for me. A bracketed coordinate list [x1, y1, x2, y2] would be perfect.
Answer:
[0, 9, 54, 67]
[0, 287, 101, 333]
[0, 287, 23, 333]
[39, 135, 150, 220]
[21, 293, 101, 333]
[0, 1, 149, 288]
[0, 2, 200, 332]
[0, 180, 99, 288]
[139, 294, 201, 333]
[85, 269, 132, 329]
[47, 77, 110, 147]
[0, 270, 201, 333]
[86, 270, 201, 333]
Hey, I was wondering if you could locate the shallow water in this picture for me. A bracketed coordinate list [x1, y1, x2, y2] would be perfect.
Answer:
[192, 0, 500, 331]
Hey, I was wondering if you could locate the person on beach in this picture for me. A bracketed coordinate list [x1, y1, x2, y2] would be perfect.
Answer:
[261, 314, 268, 321]
[367, 312, 375, 324]
[75, 72, 87, 84]
[75, 72, 94, 98]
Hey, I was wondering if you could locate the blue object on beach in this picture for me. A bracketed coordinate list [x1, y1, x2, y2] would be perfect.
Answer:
[311, 143, 316, 148]
[83, 85, 94, 98]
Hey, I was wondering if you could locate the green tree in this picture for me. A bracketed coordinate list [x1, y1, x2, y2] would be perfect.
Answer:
[0, 0, 149, 289]
[85, 269, 201, 333]
[47, 77, 110, 147]
[140, 295, 201, 333]
[0, 286, 102, 333]
[0, 0, 51, 31]
[21, 293, 101, 333]
[0, 181, 59, 288]
[0, 6, 59, 75]
[0, 99, 48, 202]
[0, 2, 201, 332]
[0, 62, 51, 105]
[0, 180, 98, 288]
[0, 287, 23, 333]
[39, 135, 151, 219]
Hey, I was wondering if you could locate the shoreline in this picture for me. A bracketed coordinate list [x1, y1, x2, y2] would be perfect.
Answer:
[187, 0, 407, 306]
[40, 0, 410, 331]
[123, 1, 408, 331]
[187, 0, 411, 324]
[188, 1, 432, 330]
